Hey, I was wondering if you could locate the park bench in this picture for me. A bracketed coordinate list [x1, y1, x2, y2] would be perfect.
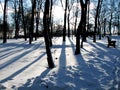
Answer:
[107, 36, 116, 48]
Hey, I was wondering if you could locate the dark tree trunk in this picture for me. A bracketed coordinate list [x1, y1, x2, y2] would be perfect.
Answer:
[20, 0, 27, 41]
[35, 0, 42, 40]
[14, 1, 20, 40]
[93, 0, 102, 42]
[48, 0, 53, 46]
[29, 0, 36, 44]
[98, 20, 101, 40]
[94, 0, 100, 42]
[80, 0, 88, 48]
[63, 0, 68, 42]
[3, 0, 7, 43]
[118, 15, 120, 35]
[50, 0, 53, 38]
[109, 13, 112, 36]
[75, 0, 88, 54]
[35, 12, 39, 41]
[43, 0, 54, 68]
[75, 22, 81, 55]
[103, 18, 106, 36]
[68, 10, 70, 37]
[74, 1, 79, 36]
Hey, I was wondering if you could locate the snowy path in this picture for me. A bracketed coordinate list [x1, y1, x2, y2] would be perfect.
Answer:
[0, 38, 48, 89]
[0, 36, 120, 90]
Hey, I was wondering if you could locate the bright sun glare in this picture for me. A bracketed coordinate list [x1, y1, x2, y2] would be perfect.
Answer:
[53, 5, 64, 20]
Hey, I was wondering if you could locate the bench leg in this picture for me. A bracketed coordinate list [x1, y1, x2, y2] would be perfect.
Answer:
[114, 44, 115, 48]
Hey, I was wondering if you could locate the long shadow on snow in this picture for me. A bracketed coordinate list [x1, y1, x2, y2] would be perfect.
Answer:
[68, 37, 102, 90]
[0, 52, 46, 83]
[21, 40, 67, 89]
[0, 42, 44, 70]
[17, 41, 68, 90]
[55, 41, 67, 87]
[86, 40, 120, 89]
[0, 40, 29, 53]
[0, 41, 29, 60]
[18, 68, 51, 90]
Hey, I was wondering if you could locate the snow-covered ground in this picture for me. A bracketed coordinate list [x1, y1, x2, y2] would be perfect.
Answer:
[0, 36, 120, 90]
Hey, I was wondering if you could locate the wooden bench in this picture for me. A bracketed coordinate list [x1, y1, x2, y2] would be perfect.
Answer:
[107, 36, 116, 48]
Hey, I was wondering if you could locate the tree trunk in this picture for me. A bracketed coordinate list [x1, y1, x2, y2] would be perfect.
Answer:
[47, 0, 53, 46]
[43, 0, 54, 68]
[20, 0, 27, 41]
[75, 0, 88, 54]
[50, 0, 53, 38]
[80, 0, 88, 48]
[35, 0, 42, 40]
[67, 10, 70, 37]
[63, 0, 68, 42]
[3, 0, 7, 43]
[118, 15, 120, 35]
[93, 0, 101, 42]
[103, 18, 106, 36]
[29, 0, 36, 44]
[14, 0, 19, 39]
[74, 4, 78, 36]
[35, 12, 39, 41]
[109, 13, 112, 36]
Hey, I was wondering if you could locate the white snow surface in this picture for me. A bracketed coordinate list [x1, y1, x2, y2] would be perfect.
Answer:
[0, 36, 120, 90]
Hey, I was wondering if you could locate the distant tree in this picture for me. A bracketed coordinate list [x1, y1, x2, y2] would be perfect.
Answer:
[60, 0, 68, 41]
[3, 0, 8, 43]
[118, 2, 120, 35]
[29, 0, 36, 44]
[67, 0, 74, 37]
[100, 4, 107, 36]
[35, 0, 43, 40]
[93, 0, 103, 42]
[14, 0, 20, 39]
[116, 1, 120, 35]
[20, 0, 27, 40]
[43, 0, 54, 68]
[73, 0, 79, 36]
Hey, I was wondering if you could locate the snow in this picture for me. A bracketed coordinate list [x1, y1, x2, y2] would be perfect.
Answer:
[0, 36, 120, 90]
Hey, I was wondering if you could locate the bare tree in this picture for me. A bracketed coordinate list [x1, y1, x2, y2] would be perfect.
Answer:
[14, 0, 20, 39]
[118, 2, 120, 35]
[93, 0, 103, 42]
[35, 0, 43, 40]
[20, 0, 27, 41]
[75, 0, 88, 54]
[59, 0, 67, 41]
[63, 0, 68, 41]
[43, 0, 54, 68]
[67, 0, 74, 37]
[74, 0, 79, 36]
[3, 0, 8, 43]
[29, 0, 36, 44]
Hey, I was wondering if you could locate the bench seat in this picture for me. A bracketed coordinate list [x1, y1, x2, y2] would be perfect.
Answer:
[107, 36, 116, 48]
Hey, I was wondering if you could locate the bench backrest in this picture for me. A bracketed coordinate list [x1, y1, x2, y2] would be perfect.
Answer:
[107, 36, 111, 42]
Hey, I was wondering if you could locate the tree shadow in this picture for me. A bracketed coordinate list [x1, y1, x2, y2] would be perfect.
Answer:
[81, 39, 120, 90]
[50, 37, 120, 90]
[68, 37, 102, 89]
[17, 41, 67, 90]
[18, 67, 51, 90]
[56, 41, 67, 85]
[0, 41, 44, 70]
[0, 51, 46, 83]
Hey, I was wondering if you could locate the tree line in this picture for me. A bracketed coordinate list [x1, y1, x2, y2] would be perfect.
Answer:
[0, 0, 120, 68]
